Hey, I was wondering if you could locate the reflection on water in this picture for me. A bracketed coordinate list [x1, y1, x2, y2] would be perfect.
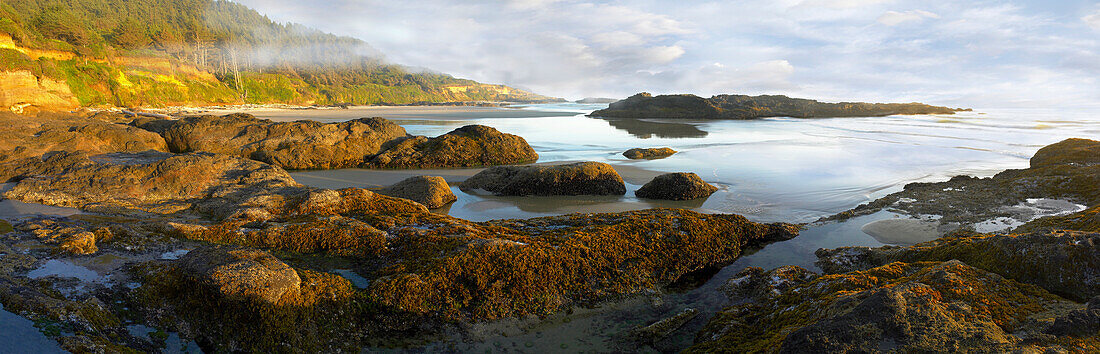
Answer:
[276, 105, 1100, 224]
[601, 118, 709, 139]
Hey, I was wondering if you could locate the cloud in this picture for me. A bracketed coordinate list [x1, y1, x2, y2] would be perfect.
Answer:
[234, 0, 1100, 106]
[1085, 11, 1100, 30]
[877, 10, 940, 26]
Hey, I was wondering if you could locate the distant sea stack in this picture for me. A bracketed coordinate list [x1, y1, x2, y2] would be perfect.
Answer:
[589, 92, 963, 119]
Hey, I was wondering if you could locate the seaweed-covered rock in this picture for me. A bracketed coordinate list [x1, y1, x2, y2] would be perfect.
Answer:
[376, 175, 456, 208]
[690, 261, 1085, 353]
[1029, 138, 1100, 168]
[0, 112, 167, 171]
[815, 230, 1100, 302]
[459, 161, 626, 196]
[366, 125, 538, 168]
[591, 92, 959, 120]
[144, 113, 408, 169]
[178, 246, 301, 304]
[636, 172, 718, 200]
[623, 147, 677, 160]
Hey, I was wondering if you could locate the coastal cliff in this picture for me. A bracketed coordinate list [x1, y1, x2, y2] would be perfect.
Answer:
[590, 92, 962, 119]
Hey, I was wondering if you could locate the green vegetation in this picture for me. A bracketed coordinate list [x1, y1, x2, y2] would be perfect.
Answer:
[0, 0, 556, 107]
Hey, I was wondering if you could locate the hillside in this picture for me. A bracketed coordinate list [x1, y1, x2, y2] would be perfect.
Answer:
[0, 0, 558, 113]
[590, 92, 963, 120]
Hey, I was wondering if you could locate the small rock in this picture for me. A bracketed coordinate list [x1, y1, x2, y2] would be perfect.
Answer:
[634, 308, 699, 341]
[623, 147, 677, 160]
[377, 176, 456, 208]
[635, 172, 718, 200]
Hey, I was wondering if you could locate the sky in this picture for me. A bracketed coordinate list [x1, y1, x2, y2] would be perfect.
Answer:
[231, 0, 1100, 108]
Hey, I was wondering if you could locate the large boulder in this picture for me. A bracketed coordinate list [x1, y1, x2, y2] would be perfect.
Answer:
[0, 112, 168, 169]
[178, 246, 301, 304]
[459, 161, 625, 196]
[623, 147, 676, 160]
[635, 172, 718, 200]
[1029, 138, 1100, 168]
[366, 125, 538, 169]
[143, 114, 409, 170]
[590, 92, 959, 120]
[376, 176, 456, 208]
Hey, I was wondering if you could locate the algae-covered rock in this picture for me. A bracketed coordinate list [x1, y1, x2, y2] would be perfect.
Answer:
[635, 308, 699, 341]
[590, 92, 959, 120]
[623, 147, 677, 160]
[178, 246, 301, 304]
[690, 261, 1084, 353]
[815, 230, 1100, 302]
[366, 125, 538, 169]
[460, 161, 626, 196]
[635, 172, 718, 201]
[0, 220, 11, 234]
[1029, 138, 1100, 168]
[376, 176, 456, 208]
[146, 113, 409, 170]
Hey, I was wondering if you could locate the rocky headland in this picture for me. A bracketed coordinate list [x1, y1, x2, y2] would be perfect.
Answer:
[590, 92, 962, 119]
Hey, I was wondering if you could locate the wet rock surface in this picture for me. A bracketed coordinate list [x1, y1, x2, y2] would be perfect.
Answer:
[0, 112, 168, 168]
[460, 161, 626, 196]
[591, 92, 959, 120]
[376, 175, 456, 208]
[635, 172, 719, 200]
[623, 147, 677, 160]
[365, 124, 538, 168]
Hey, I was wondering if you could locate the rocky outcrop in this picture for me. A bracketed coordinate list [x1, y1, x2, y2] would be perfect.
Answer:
[376, 175, 456, 208]
[0, 70, 80, 114]
[365, 125, 538, 169]
[178, 246, 301, 304]
[0, 151, 302, 218]
[459, 161, 626, 196]
[815, 230, 1100, 302]
[635, 173, 718, 200]
[0, 112, 168, 167]
[142, 114, 409, 170]
[690, 261, 1088, 353]
[136, 115, 540, 170]
[623, 147, 677, 160]
[590, 92, 960, 120]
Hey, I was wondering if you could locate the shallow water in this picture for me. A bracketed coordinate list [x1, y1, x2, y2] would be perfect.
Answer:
[0, 303, 66, 354]
[282, 104, 1100, 224]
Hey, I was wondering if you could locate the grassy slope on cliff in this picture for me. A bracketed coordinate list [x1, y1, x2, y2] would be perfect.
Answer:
[0, 0, 556, 108]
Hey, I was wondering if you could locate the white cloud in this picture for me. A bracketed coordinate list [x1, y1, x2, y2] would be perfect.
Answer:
[877, 10, 939, 26]
[1085, 11, 1100, 30]
[232, 0, 1100, 106]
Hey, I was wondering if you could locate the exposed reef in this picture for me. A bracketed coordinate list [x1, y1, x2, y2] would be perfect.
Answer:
[590, 92, 961, 120]
[133, 114, 538, 170]
[0, 112, 168, 164]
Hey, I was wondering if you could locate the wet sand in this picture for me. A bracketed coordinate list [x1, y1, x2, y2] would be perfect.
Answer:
[200, 106, 578, 123]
